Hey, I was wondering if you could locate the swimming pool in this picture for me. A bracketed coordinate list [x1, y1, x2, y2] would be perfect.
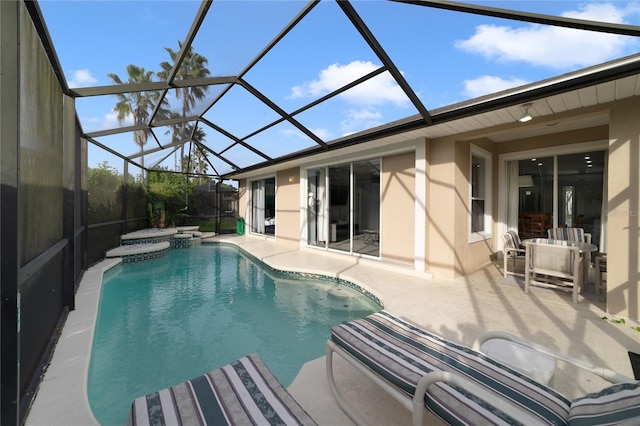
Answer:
[88, 243, 381, 425]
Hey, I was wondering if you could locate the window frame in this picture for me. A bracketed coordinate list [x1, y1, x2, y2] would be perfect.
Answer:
[469, 145, 492, 243]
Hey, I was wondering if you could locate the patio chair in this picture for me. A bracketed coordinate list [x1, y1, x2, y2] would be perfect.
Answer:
[502, 230, 525, 277]
[327, 310, 639, 426]
[524, 238, 581, 303]
[128, 353, 316, 426]
[547, 227, 592, 244]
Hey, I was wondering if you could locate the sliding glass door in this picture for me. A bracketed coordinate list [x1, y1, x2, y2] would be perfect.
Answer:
[250, 177, 275, 235]
[508, 149, 606, 248]
[557, 151, 605, 246]
[353, 159, 380, 256]
[307, 168, 326, 247]
[306, 158, 380, 257]
[328, 164, 351, 252]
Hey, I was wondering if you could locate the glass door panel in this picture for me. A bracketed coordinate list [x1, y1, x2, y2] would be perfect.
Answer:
[353, 159, 380, 256]
[518, 156, 553, 238]
[328, 164, 351, 252]
[557, 151, 605, 245]
[250, 177, 275, 235]
[264, 177, 275, 235]
[307, 167, 326, 247]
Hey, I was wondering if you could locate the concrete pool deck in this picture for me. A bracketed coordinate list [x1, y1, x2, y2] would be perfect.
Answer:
[26, 234, 640, 425]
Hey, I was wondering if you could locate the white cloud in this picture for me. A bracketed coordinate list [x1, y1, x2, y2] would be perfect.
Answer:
[289, 61, 409, 107]
[309, 128, 334, 141]
[68, 69, 98, 88]
[462, 75, 529, 98]
[101, 111, 133, 130]
[280, 127, 335, 141]
[455, 3, 638, 69]
[340, 108, 383, 136]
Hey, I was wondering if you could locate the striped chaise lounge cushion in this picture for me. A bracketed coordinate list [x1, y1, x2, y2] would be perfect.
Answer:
[568, 381, 640, 425]
[128, 353, 316, 426]
[330, 311, 572, 425]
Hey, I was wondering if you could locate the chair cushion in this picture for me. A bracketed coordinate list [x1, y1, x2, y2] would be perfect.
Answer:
[330, 311, 571, 425]
[568, 381, 640, 425]
[503, 231, 522, 249]
[548, 228, 585, 243]
[531, 238, 573, 246]
[128, 354, 316, 426]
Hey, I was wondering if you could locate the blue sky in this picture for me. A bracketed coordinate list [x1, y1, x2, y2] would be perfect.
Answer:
[39, 0, 640, 175]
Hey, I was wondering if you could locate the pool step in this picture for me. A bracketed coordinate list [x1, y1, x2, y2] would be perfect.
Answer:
[105, 242, 171, 263]
[109, 227, 206, 263]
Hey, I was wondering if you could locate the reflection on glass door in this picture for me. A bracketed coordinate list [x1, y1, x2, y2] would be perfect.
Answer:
[250, 177, 275, 235]
[557, 151, 604, 245]
[328, 164, 351, 252]
[307, 167, 326, 247]
[353, 159, 380, 256]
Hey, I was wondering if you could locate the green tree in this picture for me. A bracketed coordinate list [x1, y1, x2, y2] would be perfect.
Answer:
[107, 65, 157, 170]
[181, 124, 210, 185]
[87, 161, 123, 223]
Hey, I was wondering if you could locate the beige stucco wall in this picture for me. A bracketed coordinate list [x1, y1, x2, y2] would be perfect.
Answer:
[494, 125, 609, 156]
[607, 97, 640, 319]
[275, 168, 300, 244]
[426, 139, 458, 278]
[238, 178, 247, 221]
[381, 152, 415, 264]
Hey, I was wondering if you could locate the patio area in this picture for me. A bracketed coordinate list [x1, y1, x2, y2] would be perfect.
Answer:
[26, 233, 640, 425]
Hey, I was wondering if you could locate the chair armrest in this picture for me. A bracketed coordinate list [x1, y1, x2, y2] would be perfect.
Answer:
[473, 331, 633, 384]
[506, 247, 525, 255]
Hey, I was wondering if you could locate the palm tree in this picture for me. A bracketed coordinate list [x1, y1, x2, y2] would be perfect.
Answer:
[187, 125, 209, 185]
[158, 41, 210, 118]
[107, 65, 157, 170]
[158, 41, 211, 173]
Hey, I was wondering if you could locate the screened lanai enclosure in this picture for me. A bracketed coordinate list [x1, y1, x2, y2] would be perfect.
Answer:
[3, 0, 640, 423]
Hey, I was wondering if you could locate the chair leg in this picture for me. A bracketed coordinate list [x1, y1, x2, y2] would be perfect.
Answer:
[325, 342, 368, 426]
[524, 252, 530, 294]
[504, 251, 509, 278]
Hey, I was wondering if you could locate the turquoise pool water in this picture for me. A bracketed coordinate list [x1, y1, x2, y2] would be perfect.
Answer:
[88, 244, 381, 425]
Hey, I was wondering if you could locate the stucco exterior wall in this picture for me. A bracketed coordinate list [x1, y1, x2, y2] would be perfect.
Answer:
[494, 125, 609, 156]
[381, 152, 415, 264]
[275, 168, 300, 244]
[607, 97, 640, 319]
[238, 178, 247, 222]
[426, 139, 458, 278]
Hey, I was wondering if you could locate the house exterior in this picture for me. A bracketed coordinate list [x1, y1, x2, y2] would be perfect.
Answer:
[233, 68, 640, 321]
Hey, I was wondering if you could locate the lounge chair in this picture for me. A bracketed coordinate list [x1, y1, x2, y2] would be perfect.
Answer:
[327, 310, 639, 426]
[524, 238, 582, 303]
[128, 353, 316, 426]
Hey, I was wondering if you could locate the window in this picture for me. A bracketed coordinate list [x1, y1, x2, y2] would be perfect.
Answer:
[470, 146, 492, 241]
